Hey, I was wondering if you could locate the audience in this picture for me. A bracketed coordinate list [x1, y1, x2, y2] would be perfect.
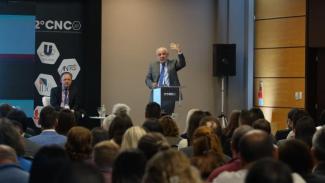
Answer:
[222, 110, 241, 157]
[142, 118, 163, 133]
[138, 132, 170, 160]
[312, 126, 325, 176]
[91, 127, 110, 147]
[159, 115, 182, 148]
[275, 108, 298, 141]
[145, 102, 161, 119]
[56, 109, 76, 135]
[108, 113, 133, 146]
[65, 126, 92, 161]
[252, 119, 271, 134]
[294, 116, 316, 147]
[112, 103, 131, 116]
[102, 114, 116, 131]
[120, 126, 147, 151]
[0, 144, 29, 183]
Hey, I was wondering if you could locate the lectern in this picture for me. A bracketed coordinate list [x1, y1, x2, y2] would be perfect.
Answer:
[152, 86, 180, 115]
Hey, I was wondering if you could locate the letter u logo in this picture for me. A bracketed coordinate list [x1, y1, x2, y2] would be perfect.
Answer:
[44, 45, 53, 56]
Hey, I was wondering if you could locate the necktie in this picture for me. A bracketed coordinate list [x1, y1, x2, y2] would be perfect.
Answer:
[158, 63, 165, 86]
[64, 89, 68, 105]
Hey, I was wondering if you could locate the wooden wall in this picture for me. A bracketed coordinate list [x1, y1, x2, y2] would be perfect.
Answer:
[254, 0, 306, 131]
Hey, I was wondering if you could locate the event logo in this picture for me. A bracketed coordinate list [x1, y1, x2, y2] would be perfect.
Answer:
[33, 106, 43, 128]
[34, 74, 57, 96]
[57, 58, 80, 80]
[37, 42, 60, 65]
[36, 19, 82, 32]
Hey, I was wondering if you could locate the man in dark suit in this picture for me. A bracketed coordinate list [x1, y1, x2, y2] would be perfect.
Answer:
[145, 43, 186, 114]
[50, 72, 80, 111]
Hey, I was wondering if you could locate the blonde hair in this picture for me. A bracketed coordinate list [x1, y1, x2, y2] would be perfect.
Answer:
[120, 126, 147, 151]
[102, 114, 116, 131]
[143, 149, 202, 183]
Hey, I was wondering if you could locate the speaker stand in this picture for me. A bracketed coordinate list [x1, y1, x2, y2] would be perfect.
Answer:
[219, 76, 228, 128]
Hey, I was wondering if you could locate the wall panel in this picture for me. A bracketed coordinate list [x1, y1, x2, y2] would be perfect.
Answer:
[255, 0, 306, 19]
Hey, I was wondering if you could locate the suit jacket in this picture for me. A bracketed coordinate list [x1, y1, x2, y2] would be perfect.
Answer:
[145, 53, 186, 89]
[28, 130, 67, 147]
[50, 85, 81, 110]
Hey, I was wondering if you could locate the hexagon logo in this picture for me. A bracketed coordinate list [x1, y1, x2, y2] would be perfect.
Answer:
[57, 58, 80, 80]
[37, 42, 60, 64]
[33, 106, 43, 128]
[34, 73, 57, 96]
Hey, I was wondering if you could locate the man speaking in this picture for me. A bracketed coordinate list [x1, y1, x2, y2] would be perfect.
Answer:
[50, 72, 80, 111]
[145, 43, 186, 114]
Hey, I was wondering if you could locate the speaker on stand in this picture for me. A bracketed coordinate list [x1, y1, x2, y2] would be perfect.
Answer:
[213, 44, 236, 128]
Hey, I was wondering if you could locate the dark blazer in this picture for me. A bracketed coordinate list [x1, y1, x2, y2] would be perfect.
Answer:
[50, 85, 80, 110]
[145, 53, 186, 89]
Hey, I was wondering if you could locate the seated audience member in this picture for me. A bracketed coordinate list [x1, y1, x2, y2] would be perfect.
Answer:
[191, 126, 227, 179]
[102, 114, 116, 131]
[200, 116, 223, 138]
[93, 141, 120, 183]
[7, 109, 40, 158]
[275, 108, 298, 141]
[180, 108, 200, 139]
[286, 109, 309, 140]
[65, 126, 92, 161]
[312, 127, 325, 176]
[294, 116, 316, 147]
[142, 118, 163, 133]
[108, 113, 133, 146]
[120, 126, 147, 151]
[159, 116, 182, 148]
[64, 162, 105, 183]
[29, 145, 70, 183]
[29, 106, 67, 146]
[222, 110, 241, 157]
[245, 158, 293, 183]
[0, 103, 13, 117]
[252, 119, 271, 134]
[178, 110, 206, 149]
[112, 149, 147, 183]
[0, 118, 31, 171]
[138, 132, 170, 160]
[0, 145, 29, 183]
[56, 109, 76, 135]
[316, 109, 325, 130]
[279, 139, 325, 183]
[145, 102, 161, 119]
[207, 125, 253, 182]
[142, 149, 203, 183]
[249, 107, 265, 122]
[239, 109, 254, 126]
[112, 103, 131, 116]
[91, 127, 110, 147]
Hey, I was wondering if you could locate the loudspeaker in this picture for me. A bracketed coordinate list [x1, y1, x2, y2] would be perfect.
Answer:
[213, 44, 236, 77]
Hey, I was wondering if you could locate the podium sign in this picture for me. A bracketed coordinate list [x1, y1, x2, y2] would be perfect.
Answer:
[153, 86, 180, 114]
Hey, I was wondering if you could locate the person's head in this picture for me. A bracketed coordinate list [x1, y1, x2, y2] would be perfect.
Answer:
[184, 108, 200, 133]
[249, 107, 265, 122]
[0, 118, 24, 156]
[39, 106, 58, 130]
[0, 103, 13, 117]
[224, 109, 241, 136]
[65, 126, 92, 161]
[138, 132, 170, 160]
[239, 130, 275, 165]
[101, 114, 115, 131]
[29, 145, 70, 183]
[230, 125, 254, 157]
[245, 158, 293, 183]
[252, 119, 271, 134]
[120, 126, 147, 151]
[239, 109, 254, 126]
[287, 108, 299, 129]
[142, 149, 202, 183]
[64, 162, 105, 183]
[142, 118, 163, 133]
[187, 110, 206, 145]
[279, 139, 313, 176]
[292, 109, 309, 129]
[108, 113, 133, 145]
[145, 102, 161, 119]
[6, 108, 28, 133]
[156, 47, 169, 63]
[312, 126, 325, 163]
[294, 116, 316, 147]
[91, 127, 110, 147]
[112, 149, 147, 183]
[60, 72, 73, 89]
[93, 140, 119, 170]
[159, 116, 179, 137]
[0, 144, 17, 164]
[112, 103, 131, 116]
[199, 116, 222, 138]
[56, 109, 76, 135]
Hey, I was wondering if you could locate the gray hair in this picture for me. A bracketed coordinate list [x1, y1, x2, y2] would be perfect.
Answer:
[112, 103, 131, 115]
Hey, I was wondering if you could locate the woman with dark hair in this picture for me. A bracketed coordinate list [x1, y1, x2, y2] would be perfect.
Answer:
[65, 126, 92, 161]
[137, 132, 170, 160]
[56, 109, 76, 135]
[112, 149, 147, 183]
[29, 145, 70, 183]
[222, 110, 240, 157]
[108, 113, 133, 146]
[159, 116, 182, 148]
